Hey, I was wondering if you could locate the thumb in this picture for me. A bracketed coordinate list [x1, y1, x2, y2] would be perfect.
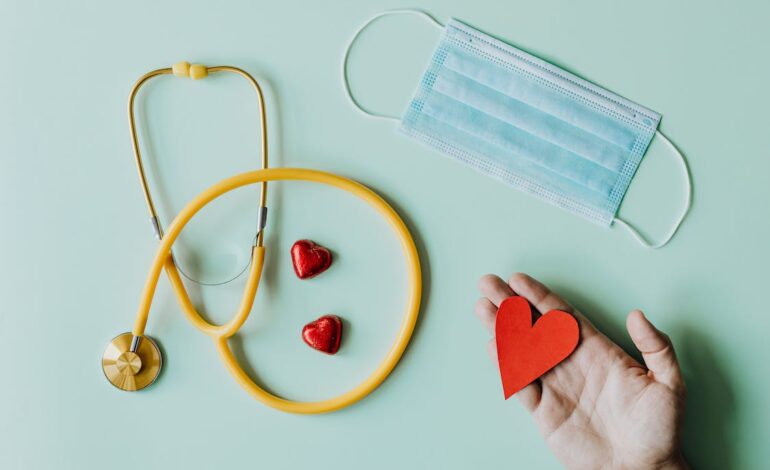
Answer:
[626, 310, 685, 392]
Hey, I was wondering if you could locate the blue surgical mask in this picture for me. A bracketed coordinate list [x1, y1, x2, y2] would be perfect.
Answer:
[343, 10, 691, 248]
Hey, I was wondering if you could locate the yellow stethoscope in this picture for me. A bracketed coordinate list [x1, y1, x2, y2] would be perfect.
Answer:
[101, 62, 422, 414]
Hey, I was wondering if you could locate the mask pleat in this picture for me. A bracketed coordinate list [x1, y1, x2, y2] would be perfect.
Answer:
[406, 111, 612, 214]
[442, 48, 640, 152]
[433, 68, 629, 174]
[422, 86, 618, 197]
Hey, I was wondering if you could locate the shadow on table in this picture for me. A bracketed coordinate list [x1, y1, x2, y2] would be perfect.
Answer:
[227, 334, 280, 397]
[677, 327, 737, 470]
[360, 186, 432, 360]
[547, 286, 737, 469]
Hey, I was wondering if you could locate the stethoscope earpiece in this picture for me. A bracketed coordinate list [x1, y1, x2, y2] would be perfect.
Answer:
[102, 332, 162, 392]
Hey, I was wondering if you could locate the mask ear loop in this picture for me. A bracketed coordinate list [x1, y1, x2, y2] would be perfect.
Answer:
[614, 130, 692, 249]
[342, 9, 444, 122]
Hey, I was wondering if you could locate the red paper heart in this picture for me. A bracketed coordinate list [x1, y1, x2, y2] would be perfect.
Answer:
[291, 240, 332, 279]
[495, 296, 579, 399]
[302, 315, 343, 355]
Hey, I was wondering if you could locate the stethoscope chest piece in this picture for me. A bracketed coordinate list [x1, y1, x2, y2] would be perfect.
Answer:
[102, 332, 162, 391]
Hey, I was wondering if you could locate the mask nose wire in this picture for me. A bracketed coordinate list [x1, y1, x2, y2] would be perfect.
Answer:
[614, 130, 692, 249]
[342, 9, 444, 122]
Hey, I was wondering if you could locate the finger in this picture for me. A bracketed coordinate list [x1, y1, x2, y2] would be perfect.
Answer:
[487, 339, 542, 412]
[626, 310, 685, 392]
[516, 381, 543, 412]
[507, 273, 597, 336]
[478, 274, 515, 306]
[487, 338, 497, 361]
[474, 297, 497, 335]
[507, 273, 573, 314]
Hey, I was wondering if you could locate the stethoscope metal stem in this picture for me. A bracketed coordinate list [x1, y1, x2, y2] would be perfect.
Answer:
[129, 335, 141, 353]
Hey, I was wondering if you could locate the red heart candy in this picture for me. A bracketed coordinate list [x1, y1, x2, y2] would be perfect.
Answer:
[291, 240, 332, 279]
[495, 296, 579, 399]
[302, 315, 343, 355]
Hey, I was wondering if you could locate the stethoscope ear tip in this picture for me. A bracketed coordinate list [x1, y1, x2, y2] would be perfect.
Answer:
[102, 332, 162, 392]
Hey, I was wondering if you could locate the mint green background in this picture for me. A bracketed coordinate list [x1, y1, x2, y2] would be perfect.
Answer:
[1, 1, 768, 469]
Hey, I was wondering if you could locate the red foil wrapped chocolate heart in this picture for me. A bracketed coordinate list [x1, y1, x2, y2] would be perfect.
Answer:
[291, 239, 332, 279]
[302, 315, 343, 355]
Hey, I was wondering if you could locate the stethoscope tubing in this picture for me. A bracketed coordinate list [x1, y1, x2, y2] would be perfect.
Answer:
[133, 167, 422, 413]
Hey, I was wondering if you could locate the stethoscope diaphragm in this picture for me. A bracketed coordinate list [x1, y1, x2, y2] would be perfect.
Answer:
[102, 332, 162, 391]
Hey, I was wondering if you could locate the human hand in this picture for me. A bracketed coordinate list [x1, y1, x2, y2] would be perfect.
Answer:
[475, 273, 689, 470]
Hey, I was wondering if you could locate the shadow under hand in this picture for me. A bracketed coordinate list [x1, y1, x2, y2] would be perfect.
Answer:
[363, 189, 432, 359]
[677, 327, 736, 470]
[555, 286, 737, 469]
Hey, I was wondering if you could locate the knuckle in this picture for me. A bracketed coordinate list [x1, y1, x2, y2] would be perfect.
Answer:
[507, 272, 530, 286]
[477, 274, 499, 291]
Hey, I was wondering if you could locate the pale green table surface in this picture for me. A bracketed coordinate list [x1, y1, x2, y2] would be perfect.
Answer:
[2, 1, 768, 469]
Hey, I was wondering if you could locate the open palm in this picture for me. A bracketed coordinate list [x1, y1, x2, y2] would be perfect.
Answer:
[475, 273, 688, 470]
